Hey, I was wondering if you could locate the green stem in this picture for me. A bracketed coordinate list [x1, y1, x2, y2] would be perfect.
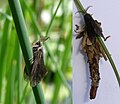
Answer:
[73, 0, 85, 14]
[20, 82, 29, 104]
[8, 0, 45, 103]
[74, 0, 120, 86]
[97, 36, 120, 86]
[22, 0, 42, 35]
[45, 0, 63, 36]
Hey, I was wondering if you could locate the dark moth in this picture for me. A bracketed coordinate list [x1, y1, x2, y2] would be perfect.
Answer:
[75, 11, 108, 99]
[84, 13, 109, 41]
[76, 13, 109, 41]
[24, 40, 48, 87]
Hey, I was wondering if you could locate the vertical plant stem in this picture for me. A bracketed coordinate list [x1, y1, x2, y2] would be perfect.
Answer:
[8, 0, 45, 103]
[74, 0, 85, 14]
[45, 0, 63, 37]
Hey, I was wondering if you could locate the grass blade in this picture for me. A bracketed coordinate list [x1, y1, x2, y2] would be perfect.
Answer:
[0, 10, 11, 101]
[46, 0, 63, 37]
[4, 32, 17, 104]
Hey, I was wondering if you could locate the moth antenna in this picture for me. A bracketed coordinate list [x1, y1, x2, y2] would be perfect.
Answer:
[85, 6, 93, 13]
[75, 6, 93, 16]
[40, 36, 49, 43]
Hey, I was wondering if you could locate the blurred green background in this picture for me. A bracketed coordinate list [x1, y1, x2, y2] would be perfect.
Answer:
[0, 0, 72, 104]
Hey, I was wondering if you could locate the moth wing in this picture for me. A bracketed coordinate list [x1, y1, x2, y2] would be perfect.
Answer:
[94, 20, 103, 34]
[94, 20, 109, 40]
[89, 18, 107, 40]
[38, 51, 48, 78]
[85, 14, 102, 35]
[30, 59, 39, 87]
[30, 50, 47, 87]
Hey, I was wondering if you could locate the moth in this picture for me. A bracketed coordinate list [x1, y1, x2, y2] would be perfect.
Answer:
[76, 7, 110, 41]
[75, 7, 108, 99]
[84, 13, 109, 41]
[24, 38, 48, 87]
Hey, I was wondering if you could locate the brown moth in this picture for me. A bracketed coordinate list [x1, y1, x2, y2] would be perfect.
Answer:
[24, 38, 48, 87]
[75, 9, 108, 99]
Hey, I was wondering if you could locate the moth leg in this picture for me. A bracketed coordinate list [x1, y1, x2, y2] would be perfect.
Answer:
[74, 25, 86, 39]
[104, 35, 110, 41]
[76, 31, 84, 39]
[100, 33, 110, 41]
[74, 24, 85, 32]
[94, 20, 110, 41]
[95, 20, 101, 27]
[74, 24, 80, 33]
